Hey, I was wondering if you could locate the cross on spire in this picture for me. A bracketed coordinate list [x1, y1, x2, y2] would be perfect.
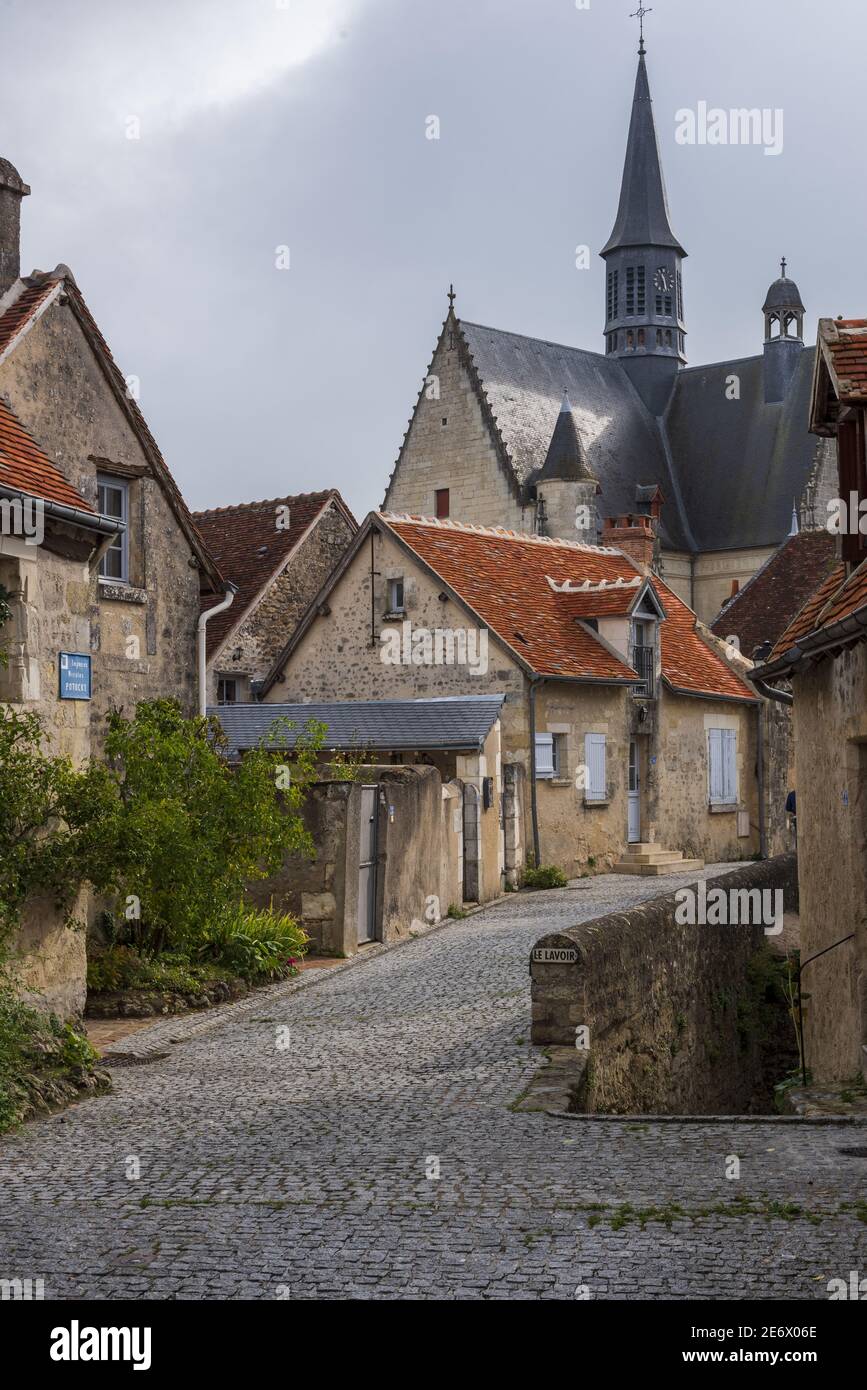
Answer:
[447, 283, 456, 308]
[780, 256, 787, 279]
[630, 4, 653, 55]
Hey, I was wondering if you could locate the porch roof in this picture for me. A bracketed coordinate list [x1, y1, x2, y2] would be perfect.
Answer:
[209, 694, 506, 758]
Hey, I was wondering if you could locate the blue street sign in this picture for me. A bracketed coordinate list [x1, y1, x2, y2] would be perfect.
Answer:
[58, 652, 92, 700]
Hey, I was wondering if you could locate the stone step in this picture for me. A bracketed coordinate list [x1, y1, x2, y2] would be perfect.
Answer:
[619, 849, 684, 865]
[612, 857, 704, 877]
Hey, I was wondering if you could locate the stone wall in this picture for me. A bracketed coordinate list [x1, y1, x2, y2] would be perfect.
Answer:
[530, 856, 799, 1114]
[792, 645, 867, 1083]
[207, 501, 355, 704]
[246, 766, 464, 956]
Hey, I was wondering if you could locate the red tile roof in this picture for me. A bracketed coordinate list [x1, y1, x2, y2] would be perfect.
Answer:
[764, 560, 856, 668]
[0, 396, 94, 512]
[711, 531, 839, 659]
[194, 490, 356, 657]
[819, 319, 867, 403]
[0, 279, 57, 358]
[382, 516, 755, 699]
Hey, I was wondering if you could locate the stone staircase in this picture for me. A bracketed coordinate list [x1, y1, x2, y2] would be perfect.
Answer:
[612, 842, 704, 876]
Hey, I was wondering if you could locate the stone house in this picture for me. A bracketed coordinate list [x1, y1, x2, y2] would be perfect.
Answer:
[193, 490, 356, 706]
[382, 42, 836, 626]
[259, 507, 770, 884]
[753, 317, 867, 1086]
[0, 154, 226, 1014]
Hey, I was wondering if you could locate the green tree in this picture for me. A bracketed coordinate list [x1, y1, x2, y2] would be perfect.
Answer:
[91, 701, 322, 954]
[0, 707, 116, 945]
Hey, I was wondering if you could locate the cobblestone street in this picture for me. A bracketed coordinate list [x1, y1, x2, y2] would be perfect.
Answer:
[1, 871, 865, 1301]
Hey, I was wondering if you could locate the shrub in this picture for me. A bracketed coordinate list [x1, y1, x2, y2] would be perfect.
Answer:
[523, 864, 568, 890]
[88, 700, 323, 955]
[0, 989, 102, 1132]
[196, 904, 309, 981]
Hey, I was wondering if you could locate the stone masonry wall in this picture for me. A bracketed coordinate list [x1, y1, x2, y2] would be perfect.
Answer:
[793, 645, 867, 1084]
[530, 856, 799, 1114]
[207, 501, 355, 703]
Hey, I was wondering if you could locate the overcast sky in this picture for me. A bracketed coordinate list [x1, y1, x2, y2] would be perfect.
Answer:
[2, 0, 864, 520]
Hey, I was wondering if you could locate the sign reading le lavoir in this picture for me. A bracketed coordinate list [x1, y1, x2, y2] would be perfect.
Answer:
[532, 946, 579, 965]
[58, 652, 92, 700]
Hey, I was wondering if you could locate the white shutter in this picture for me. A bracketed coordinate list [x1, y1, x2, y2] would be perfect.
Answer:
[584, 733, 606, 801]
[708, 728, 723, 803]
[722, 729, 737, 804]
[535, 734, 555, 779]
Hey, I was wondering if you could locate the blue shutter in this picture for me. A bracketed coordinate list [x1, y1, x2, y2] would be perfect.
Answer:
[722, 729, 737, 804]
[585, 734, 606, 801]
[535, 734, 555, 779]
[708, 729, 723, 803]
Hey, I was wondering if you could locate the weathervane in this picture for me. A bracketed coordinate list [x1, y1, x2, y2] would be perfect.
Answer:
[630, 4, 653, 55]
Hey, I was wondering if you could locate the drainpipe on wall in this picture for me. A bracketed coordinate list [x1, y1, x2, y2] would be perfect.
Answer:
[755, 703, 767, 861]
[197, 583, 238, 718]
[528, 676, 545, 869]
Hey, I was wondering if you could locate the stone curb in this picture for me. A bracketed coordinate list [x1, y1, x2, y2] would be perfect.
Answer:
[546, 1109, 867, 1125]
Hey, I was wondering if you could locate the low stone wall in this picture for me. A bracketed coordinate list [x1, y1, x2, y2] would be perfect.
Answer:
[530, 856, 799, 1115]
[247, 765, 465, 957]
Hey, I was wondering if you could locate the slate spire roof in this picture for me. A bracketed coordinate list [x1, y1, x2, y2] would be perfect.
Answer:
[600, 50, 686, 257]
[537, 391, 596, 483]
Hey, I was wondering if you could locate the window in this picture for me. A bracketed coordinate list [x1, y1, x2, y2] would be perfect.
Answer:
[606, 270, 619, 321]
[630, 619, 655, 698]
[535, 733, 565, 780]
[217, 677, 238, 705]
[636, 266, 646, 315]
[637, 328, 645, 348]
[626, 267, 635, 316]
[435, 488, 450, 519]
[584, 733, 607, 802]
[388, 577, 405, 613]
[97, 475, 128, 582]
[676, 269, 683, 320]
[626, 330, 634, 351]
[708, 728, 737, 805]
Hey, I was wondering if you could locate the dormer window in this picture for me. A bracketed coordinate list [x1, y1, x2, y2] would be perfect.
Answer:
[630, 611, 658, 698]
[97, 474, 128, 582]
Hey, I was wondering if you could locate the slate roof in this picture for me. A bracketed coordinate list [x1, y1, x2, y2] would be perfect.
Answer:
[600, 53, 685, 257]
[458, 321, 689, 548]
[193, 490, 356, 658]
[454, 320, 821, 556]
[210, 694, 506, 758]
[711, 531, 839, 659]
[763, 276, 805, 313]
[0, 396, 95, 513]
[538, 393, 595, 482]
[383, 516, 755, 700]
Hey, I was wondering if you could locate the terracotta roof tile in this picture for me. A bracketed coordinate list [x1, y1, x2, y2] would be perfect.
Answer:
[0, 396, 93, 513]
[0, 280, 56, 357]
[711, 531, 839, 659]
[767, 562, 848, 662]
[382, 515, 755, 699]
[820, 319, 867, 402]
[194, 491, 355, 657]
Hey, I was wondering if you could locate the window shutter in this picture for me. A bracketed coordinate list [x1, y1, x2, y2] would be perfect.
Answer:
[722, 729, 737, 804]
[535, 734, 554, 778]
[708, 729, 723, 803]
[584, 733, 606, 801]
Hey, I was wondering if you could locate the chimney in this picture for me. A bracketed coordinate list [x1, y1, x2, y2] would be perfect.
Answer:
[0, 158, 30, 294]
[603, 513, 656, 572]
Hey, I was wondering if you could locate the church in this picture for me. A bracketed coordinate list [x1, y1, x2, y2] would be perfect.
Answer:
[382, 32, 836, 626]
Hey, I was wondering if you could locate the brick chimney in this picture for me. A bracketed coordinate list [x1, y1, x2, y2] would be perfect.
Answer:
[603, 513, 656, 572]
[0, 158, 30, 294]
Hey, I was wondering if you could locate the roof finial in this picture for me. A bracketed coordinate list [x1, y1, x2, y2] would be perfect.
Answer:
[780, 256, 787, 279]
[447, 283, 456, 309]
[630, 4, 652, 56]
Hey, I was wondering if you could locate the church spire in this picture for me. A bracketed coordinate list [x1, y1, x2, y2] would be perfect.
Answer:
[600, 43, 684, 257]
[600, 29, 687, 414]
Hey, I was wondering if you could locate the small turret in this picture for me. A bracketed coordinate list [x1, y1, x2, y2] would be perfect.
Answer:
[535, 392, 600, 543]
[763, 259, 805, 404]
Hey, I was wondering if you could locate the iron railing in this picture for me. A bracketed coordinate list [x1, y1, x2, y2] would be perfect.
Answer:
[630, 644, 655, 698]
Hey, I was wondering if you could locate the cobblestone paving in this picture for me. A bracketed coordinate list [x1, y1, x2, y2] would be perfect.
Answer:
[1, 868, 865, 1301]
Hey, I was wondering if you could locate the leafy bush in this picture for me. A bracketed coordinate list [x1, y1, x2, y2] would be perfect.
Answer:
[0, 707, 116, 943]
[0, 989, 101, 1132]
[86, 946, 222, 997]
[88, 700, 323, 955]
[196, 904, 309, 981]
[523, 864, 568, 890]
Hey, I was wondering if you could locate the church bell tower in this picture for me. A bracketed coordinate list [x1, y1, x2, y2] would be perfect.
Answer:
[601, 14, 687, 416]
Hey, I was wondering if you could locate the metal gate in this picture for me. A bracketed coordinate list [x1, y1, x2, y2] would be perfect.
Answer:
[357, 784, 379, 944]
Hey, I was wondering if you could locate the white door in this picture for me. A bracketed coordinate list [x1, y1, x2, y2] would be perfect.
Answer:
[627, 741, 640, 843]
